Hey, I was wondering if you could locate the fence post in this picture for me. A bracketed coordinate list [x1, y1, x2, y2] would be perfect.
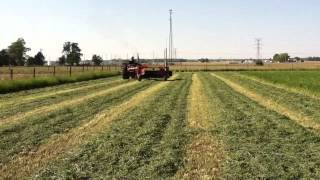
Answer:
[10, 69, 13, 80]
[101, 65, 104, 71]
[82, 65, 85, 72]
[33, 67, 36, 78]
[53, 66, 56, 76]
[69, 66, 72, 76]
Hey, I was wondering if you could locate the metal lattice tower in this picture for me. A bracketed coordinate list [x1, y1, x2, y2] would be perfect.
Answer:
[255, 38, 262, 60]
[169, 9, 174, 63]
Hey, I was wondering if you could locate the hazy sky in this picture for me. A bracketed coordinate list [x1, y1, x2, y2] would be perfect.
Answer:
[1, 0, 320, 60]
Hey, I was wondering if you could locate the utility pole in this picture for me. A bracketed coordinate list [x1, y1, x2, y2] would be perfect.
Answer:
[169, 9, 174, 63]
[255, 38, 262, 60]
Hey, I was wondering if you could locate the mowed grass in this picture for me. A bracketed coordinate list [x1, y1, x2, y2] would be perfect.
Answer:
[0, 71, 120, 94]
[203, 73, 320, 179]
[35, 73, 192, 179]
[0, 79, 156, 166]
[0, 77, 125, 121]
[1, 71, 320, 179]
[239, 71, 320, 96]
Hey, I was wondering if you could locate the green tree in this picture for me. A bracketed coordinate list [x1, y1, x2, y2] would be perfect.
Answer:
[26, 51, 46, 66]
[34, 51, 46, 66]
[273, 53, 290, 62]
[62, 42, 82, 65]
[26, 56, 36, 66]
[92, 54, 103, 65]
[0, 49, 10, 66]
[58, 55, 66, 65]
[273, 54, 280, 62]
[8, 38, 31, 66]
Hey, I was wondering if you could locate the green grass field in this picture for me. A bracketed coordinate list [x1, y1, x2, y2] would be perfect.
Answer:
[1, 71, 320, 179]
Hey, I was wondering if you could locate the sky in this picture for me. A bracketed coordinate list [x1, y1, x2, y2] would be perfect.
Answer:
[0, 0, 320, 60]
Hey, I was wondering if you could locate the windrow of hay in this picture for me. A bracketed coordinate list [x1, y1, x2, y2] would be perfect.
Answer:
[0, 75, 177, 179]
[212, 73, 320, 131]
[238, 74, 320, 100]
[0, 79, 122, 109]
[0, 81, 138, 127]
[176, 74, 224, 179]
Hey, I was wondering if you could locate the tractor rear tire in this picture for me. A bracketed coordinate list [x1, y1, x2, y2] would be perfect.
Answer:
[164, 75, 168, 81]
[122, 64, 129, 79]
[137, 74, 142, 81]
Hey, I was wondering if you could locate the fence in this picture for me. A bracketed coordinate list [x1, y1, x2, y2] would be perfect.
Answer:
[1, 62, 320, 80]
[0, 65, 121, 80]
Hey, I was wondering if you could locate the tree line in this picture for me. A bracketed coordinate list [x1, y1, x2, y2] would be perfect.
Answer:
[0, 38, 104, 67]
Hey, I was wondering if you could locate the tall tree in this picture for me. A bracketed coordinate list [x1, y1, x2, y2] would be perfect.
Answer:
[8, 38, 31, 66]
[34, 51, 46, 66]
[58, 55, 66, 65]
[92, 55, 103, 65]
[26, 56, 36, 66]
[0, 49, 10, 66]
[62, 42, 82, 65]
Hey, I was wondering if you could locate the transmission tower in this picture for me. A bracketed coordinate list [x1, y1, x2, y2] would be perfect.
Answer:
[169, 9, 174, 63]
[255, 38, 262, 60]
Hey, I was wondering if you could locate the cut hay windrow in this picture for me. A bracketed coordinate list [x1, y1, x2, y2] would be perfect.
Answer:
[187, 74, 213, 129]
[176, 74, 224, 179]
[0, 78, 122, 109]
[0, 80, 138, 127]
[211, 73, 320, 132]
[0, 75, 178, 179]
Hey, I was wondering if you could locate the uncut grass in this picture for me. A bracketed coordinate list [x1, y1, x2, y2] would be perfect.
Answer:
[239, 71, 320, 96]
[0, 76, 121, 107]
[0, 71, 120, 94]
[0, 80, 155, 166]
[217, 72, 320, 125]
[203, 73, 320, 179]
[0, 77, 124, 120]
[35, 73, 192, 179]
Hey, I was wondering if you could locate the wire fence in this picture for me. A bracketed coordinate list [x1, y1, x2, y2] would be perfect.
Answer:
[1, 62, 320, 81]
[0, 65, 121, 80]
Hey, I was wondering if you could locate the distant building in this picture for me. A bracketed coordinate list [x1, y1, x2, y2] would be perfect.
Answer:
[242, 60, 255, 64]
[48, 61, 59, 66]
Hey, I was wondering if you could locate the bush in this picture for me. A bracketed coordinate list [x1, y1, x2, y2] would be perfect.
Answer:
[256, 60, 264, 66]
[0, 71, 120, 94]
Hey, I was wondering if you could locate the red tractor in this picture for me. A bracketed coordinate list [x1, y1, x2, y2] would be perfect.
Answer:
[122, 57, 172, 81]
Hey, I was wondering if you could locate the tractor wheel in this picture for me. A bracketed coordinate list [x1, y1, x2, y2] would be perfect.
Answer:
[164, 75, 168, 81]
[137, 74, 142, 81]
[122, 64, 129, 79]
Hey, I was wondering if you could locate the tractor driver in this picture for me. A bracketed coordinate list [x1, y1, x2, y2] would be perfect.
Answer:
[129, 56, 136, 64]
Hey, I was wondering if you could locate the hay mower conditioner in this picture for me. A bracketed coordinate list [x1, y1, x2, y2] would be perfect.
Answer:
[122, 58, 173, 81]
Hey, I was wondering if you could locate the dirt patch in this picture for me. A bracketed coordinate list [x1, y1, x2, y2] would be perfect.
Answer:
[0, 75, 178, 179]
[212, 73, 320, 131]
